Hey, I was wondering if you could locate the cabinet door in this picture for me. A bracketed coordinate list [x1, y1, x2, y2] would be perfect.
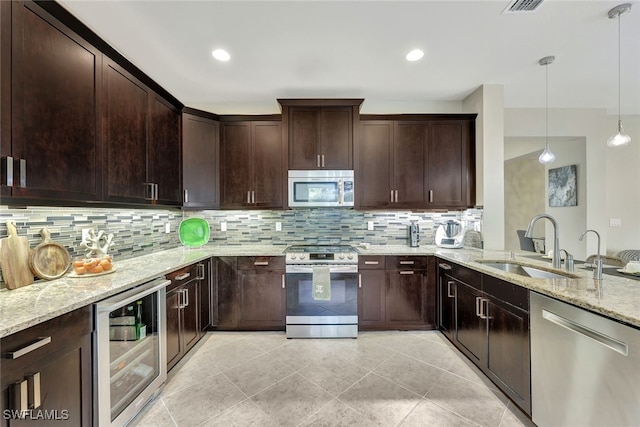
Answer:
[358, 269, 386, 328]
[454, 281, 485, 365]
[182, 279, 200, 353]
[182, 114, 219, 209]
[319, 107, 352, 169]
[486, 298, 531, 414]
[252, 122, 283, 208]
[438, 272, 456, 341]
[220, 122, 252, 207]
[393, 122, 427, 207]
[148, 95, 181, 205]
[237, 269, 285, 329]
[386, 270, 427, 326]
[214, 257, 238, 330]
[199, 259, 213, 332]
[288, 107, 318, 169]
[9, 1, 101, 202]
[165, 288, 182, 371]
[358, 121, 393, 208]
[427, 121, 474, 208]
[103, 59, 149, 203]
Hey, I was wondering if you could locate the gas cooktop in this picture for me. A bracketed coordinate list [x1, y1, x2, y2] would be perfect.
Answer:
[285, 245, 358, 264]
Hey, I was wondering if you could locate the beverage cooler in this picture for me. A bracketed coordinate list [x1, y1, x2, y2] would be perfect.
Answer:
[94, 277, 169, 427]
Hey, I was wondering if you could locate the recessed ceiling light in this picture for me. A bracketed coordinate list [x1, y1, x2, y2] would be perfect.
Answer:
[406, 49, 424, 62]
[212, 49, 230, 62]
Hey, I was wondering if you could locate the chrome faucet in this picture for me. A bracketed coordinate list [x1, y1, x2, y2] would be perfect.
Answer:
[559, 249, 574, 272]
[525, 214, 561, 269]
[579, 229, 603, 280]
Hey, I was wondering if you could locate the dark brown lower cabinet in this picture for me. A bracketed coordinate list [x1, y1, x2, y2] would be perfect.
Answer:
[166, 264, 201, 371]
[358, 269, 386, 328]
[386, 269, 428, 326]
[213, 257, 238, 330]
[437, 259, 531, 415]
[0, 307, 93, 427]
[237, 258, 285, 330]
[198, 258, 213, 332]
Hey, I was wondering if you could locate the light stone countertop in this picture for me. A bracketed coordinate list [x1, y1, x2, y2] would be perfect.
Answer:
[2, 243, 639, 339]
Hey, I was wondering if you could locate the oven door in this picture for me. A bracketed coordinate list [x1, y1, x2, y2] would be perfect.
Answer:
[285, 264, 358, 324]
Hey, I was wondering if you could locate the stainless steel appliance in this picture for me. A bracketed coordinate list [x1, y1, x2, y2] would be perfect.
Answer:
[285, 245, 358, 338]
[435, 220, 464, 248]
[408, 221, 420, 247]
[288, 170, 354, 208]
[531, 292, 640, 427]
[95, 277, 169, 427]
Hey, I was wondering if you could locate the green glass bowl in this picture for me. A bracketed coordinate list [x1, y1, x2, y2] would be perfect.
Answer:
[178, 218, 210, 247]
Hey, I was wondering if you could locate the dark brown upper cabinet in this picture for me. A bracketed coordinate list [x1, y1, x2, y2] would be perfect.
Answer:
[182, 109, 220, 209]
[2, 1, 102, 203]
[220, 118, 284, 209]
[357, 115, 476, 210]
[103, 59, 181, 206]
[278, 99, 363, 170]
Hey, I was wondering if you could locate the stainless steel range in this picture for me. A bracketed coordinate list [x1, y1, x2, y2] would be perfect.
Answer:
[285, 245, 358, 338]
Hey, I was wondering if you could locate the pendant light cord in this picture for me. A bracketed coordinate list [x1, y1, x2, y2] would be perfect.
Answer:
[545, 60, 549, 148]
[617, 12, 622, 126]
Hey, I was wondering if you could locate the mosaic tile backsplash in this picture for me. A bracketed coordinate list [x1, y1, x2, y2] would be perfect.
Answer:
[0, 206, 482, 287]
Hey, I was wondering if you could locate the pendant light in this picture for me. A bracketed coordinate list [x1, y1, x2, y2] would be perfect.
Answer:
[607, 3, 632, 147]
[538, 55, 556, 164]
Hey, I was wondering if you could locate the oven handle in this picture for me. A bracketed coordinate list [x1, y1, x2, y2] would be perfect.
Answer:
[285, 265, 358, 274]
[96, 278, 170, 312]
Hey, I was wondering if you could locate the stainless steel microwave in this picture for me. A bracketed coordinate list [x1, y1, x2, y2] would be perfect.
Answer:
[288, 170, 354, 208]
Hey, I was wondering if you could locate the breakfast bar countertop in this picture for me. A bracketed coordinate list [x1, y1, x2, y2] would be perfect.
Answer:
[2, 243, 640, 339]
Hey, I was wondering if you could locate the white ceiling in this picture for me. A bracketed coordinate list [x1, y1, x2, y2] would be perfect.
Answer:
[58, 0, 640, 115]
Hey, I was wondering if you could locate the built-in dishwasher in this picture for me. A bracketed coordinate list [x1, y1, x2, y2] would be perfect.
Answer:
[531, 292, 640, 427]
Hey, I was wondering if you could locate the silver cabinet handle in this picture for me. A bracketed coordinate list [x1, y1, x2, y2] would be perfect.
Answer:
[390, 190, 394, 203]
[394, 190, 398, 203]
[429, 190, 433, 203]
[338, 180, 343, 205]
[317, 155, 321, 168]
[542, 309, 629, 356]
[321, 154, 325, 168]
[247, 190, 251, 204]
[12, 380, 28, 412]
[251, 190, 255, 204]
[476, 297, 488, 319]
[19, 158, 26, 187]
[476, 297, 483, 317]
[399, 260, 415, 265]
[175, 272, 191, 281]
[364, 261, 379, 265]
[145, 183, 154, 200]
[26, 372, 41, 409]
[447, 281, 455, 298]
[182, 288, 189, 308]
[154, 183, 159, 201]
[184, 189, 189, 204]
[282, 274, 285, 289]
[2, 336, 51, 359]
[177, 288, 184, 308]
[254, 261, 269, 266]
[3, 156, 14, 187]
[358, 273, 362, 288]
[399, 271, 415, 275]
[439, 263, 452, 271]
[197, 263, 205, 280]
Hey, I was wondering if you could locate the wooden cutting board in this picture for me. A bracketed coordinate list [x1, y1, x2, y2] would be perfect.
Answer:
[0, 221, 34, 289]
[29, 228, 71, 280]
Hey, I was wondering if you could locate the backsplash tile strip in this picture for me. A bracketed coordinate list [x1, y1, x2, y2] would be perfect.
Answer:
[0, 206, 482, 287]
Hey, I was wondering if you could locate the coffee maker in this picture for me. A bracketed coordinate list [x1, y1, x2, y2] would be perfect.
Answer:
[408, 221, 420, 247]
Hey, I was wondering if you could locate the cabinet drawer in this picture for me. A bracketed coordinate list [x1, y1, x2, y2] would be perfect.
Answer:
[237, 256, 285, 271]
[359, 256, 385, 269]
[1, 306, 93, 373]
[482, 274, 529, 310]
[386, 256, 427, 270]
[167, 263, 199, 291]
[450, 263, 482, 290]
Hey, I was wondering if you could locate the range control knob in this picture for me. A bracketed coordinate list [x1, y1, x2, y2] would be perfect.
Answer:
[347, 254, 354, 260]
[338, 254, 345, 260]
[300, 254, 306, 260]
[290, 254, 297, 260]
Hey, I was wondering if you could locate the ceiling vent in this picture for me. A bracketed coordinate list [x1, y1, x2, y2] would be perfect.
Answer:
[503, 0, 544, 13]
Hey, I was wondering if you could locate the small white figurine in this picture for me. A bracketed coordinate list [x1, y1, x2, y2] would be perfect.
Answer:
[80, 228, 115, 258]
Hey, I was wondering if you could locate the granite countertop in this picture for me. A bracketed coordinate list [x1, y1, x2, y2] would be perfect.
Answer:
[0, 244, 284, 338]
[2, 243, 639, 339]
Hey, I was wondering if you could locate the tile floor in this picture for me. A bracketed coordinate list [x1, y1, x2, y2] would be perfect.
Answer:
[131, 331, 536, 427]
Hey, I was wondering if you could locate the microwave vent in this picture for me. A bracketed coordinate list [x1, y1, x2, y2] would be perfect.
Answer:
[503, 0, 544, 13]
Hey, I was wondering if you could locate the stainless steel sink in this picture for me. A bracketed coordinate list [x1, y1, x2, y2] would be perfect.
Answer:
[477, 261, 573, 279]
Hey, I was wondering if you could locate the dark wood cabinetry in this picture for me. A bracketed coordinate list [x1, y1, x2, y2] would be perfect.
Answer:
[358, 115, 476, 209]
[279, 99, 362, 170]
[220, 119, 284, 209]
[2, 1, 102, 203]
[166, 264, 202, 371]
[437, 259, 531, 415]
[198, 258, 214, 332]
[148, 95, 181, 205]
[182, 109, 220, 209]
[213, 257, 238, 330]
[0, 306, 93, 427]
[237, 257, 286, 330]
[358, 255, 435, 330]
